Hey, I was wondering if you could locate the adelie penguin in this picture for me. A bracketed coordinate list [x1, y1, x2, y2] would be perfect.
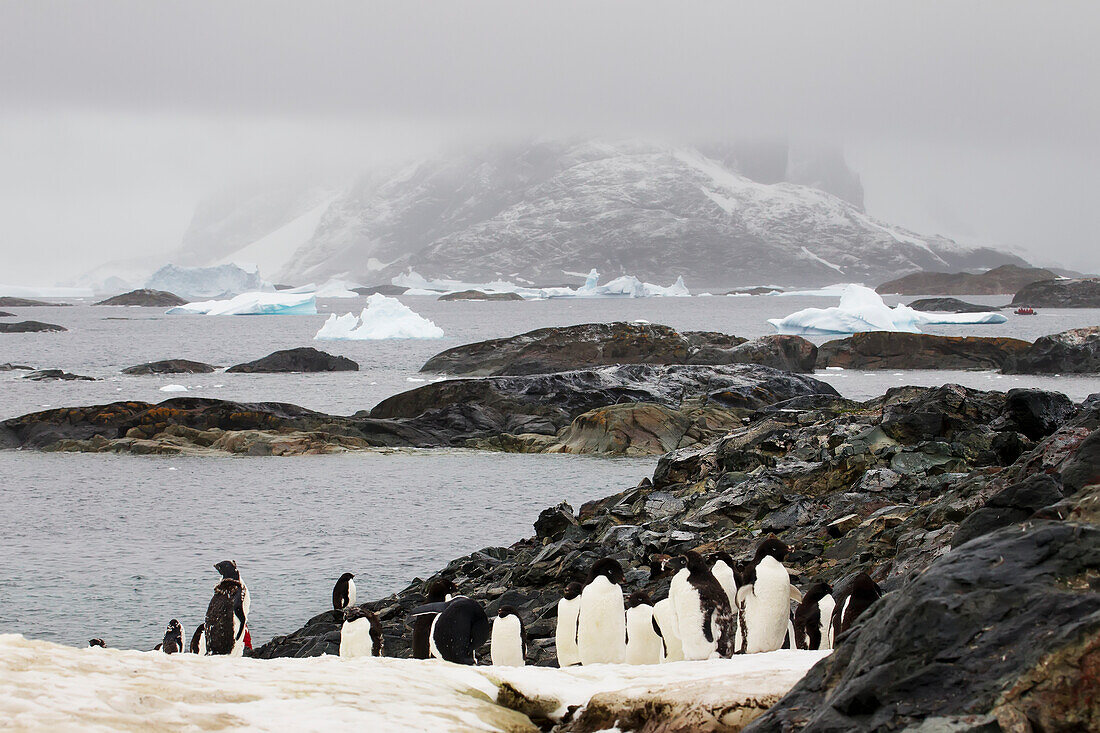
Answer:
[160, 619, 185, 654]
[88, 638, 106, 648]
[648, 555, 684, 663]
[576, 558, 626, 665]
[189, 624, 206, 655]
[793, 581, 835, 650]
[554, 581, 583, 668]
[831, 572, 882, 644]
[624, 591, 662, 665]
[333, 572, 356, 614]
[412, 578, 458, 660]
[340, 607, 384, 658]
[490, 606, 526, 667]
[669, 551, 735, 660]
[214, 560, 250, 619]
[410, 594, 490, 665]
[737, 538, 801, 654]
[204, 578, 248, 656]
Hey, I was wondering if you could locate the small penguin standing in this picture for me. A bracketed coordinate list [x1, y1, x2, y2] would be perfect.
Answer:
[669, 551, 735, 660]
[737, 538, 796, 654]
[412, 578, 458, 659]
[793, 582, 835, 650]
[576, 558, 626, 665]
[831, 573, 882, 643]
[651, 597, 684, 663]
[189, 624, 206, 655]
[333, 572, 357, 613]
[205, 578, 247, 656]
[410, 595, 491, 665]
[624, 591, 662, 665]
[490, 606, 526, 667]
[161, 619, 184, 654]
[554, 582, 583, 668]
[340, 606, 384, 658]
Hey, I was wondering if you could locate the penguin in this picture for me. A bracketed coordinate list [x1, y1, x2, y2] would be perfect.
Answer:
[624, 591, 662, 665]
[831, 573, 882, 643]
[490, 606, 526, 666]
[651, 597, 684, 663]
[88, 638, 106, 648]
[737, 538, 796, 654]
[340, 606, 384, 658]
[189, 624, 206, 655]
[709, 551, 740, 615]
[412, 578, 458, 660]
[792, 582, 835, 650]
[669, 551, 734, 660]
[554, 581, 583, 668]
[204, 578, 247, 656]
[214, 560, 250, 619]
[576, 558, 626, 665]
[161, 619, 184, 654]
[409, 595, 491, 665]
[333, 572, 356, 613]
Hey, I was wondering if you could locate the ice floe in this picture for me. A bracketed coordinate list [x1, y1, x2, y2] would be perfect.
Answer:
[315, 294, 444, 340]
[159, 384, 188, 392]
[166, 292, 318, 316]
[285, 280, 361, 298]
[768, 284, 1007, 335]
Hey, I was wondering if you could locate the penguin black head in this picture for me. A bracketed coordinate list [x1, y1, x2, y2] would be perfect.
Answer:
[754, 538, 789, 564]
[562, 581, 583, 600]
[681, 550, 710, 573]
[648, 553, 674, 579]
[166, 619, 182, 634]
[497, 605, 521, 619]
[665, 554, 688, 573]
[338, 572, 355, 583]
[214, 560, 240, 580]
[709, 551, 737, 569]
[586, 558, 624, 586]
[425, 577, 458, 602]
[850, 573, 883, 600]
[88, 638, 106, 648]
[802, 581, 833, 605]
[625, 591, 653, 609]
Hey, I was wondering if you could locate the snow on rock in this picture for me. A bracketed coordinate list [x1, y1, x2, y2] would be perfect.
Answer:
[158, 384, 188, 392]
[315, 294, 444, 340]
[166, 292, 317, 316]
[145, 264, 272, 300]
[769, 284, 1007, 335]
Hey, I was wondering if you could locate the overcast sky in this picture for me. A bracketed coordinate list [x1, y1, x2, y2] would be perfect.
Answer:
[1, 0, 1097, 283]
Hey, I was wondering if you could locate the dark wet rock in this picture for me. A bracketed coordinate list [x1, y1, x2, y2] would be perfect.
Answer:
[437, 290, 524, 301]
[94, 289, 187, 307]
[251, 609, 344, 658]
[0, 297, 71, 307]
[1012, 277, 1100, 307]
[0, 321, 67, 333]
[1003, 326, 1100, 375]
[534, 502, 577, 539]
[23, 369, 96, 382]
[747, 522, 1100, 733]
[907, 297, 1003, 312]
[1, 363, 33, 371]
[878, 384, 1006, 443]
[419, 322, 748, 376]
[1061, 430, 1100, 496]
[720, 334, 817, 373]
[817, 332, 1030, 370]
[951, 473, 1067, 547]
[725, 286, 784, 295]
[226, 347, 359, 373]
[352, 284, 408, 296]
[122, 359, 217, 375]
[0, 311, 13, 317]
[877, 264, 1058, 295]
[1003, 388, 1077, 440]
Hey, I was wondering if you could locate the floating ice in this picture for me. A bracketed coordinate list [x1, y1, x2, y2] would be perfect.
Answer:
[768, 284, 1007, 335]
[392, 268, 690, 299]
[159, 384, 188, 392]
[145, 264, 271, 300]
[166, 292, 317, 316]
[285, 280, 361, 298]
[315, 294, 444, 340]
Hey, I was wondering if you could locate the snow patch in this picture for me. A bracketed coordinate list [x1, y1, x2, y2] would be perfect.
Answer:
[315, 294, 444, 340]
[799, 247, 845, 274]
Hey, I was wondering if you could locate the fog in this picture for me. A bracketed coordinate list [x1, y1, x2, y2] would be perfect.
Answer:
[1, 1, 1097, 282]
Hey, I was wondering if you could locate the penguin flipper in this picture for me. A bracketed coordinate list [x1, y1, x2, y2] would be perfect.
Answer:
[789, 586, 804, 603]
[232, 588, 247, 642]
[410, 601, 449, 617]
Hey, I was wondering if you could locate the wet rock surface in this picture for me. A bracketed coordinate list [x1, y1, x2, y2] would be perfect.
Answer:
[1003, 326, 1100, 374]
[22, 369, 96, 382]
[122, 359, 218, 375]
[226, 347, 359, 373]
[817, 332, 1030, 370]
[0, 311, 13, 317]
[906, 297, 1003, 312]
[876, 265, 1057, 295]
[1011, 277, 1100, 307]
[94, 289, 187, 307]
[0, 320, 67, 333]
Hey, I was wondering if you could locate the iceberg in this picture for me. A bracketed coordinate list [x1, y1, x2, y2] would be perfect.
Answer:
[768, 284, 1007, 335]
[315, 294, 444, 340]
[166, 292, 317, 316]
[285, 280, 361, 298]
[145, 264, 271, 300]
[574, 269, 690, 298]
[391, 268, 691, 299]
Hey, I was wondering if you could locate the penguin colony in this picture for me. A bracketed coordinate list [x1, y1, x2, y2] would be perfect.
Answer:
[108, 536, 882, 668]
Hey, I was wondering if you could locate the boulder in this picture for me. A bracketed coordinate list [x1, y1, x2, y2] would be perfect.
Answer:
[1003, 388, 1077, 440]
[817, 332, 1030, 370]
[0, 363, 33, 371]
[720, 335, 817, 373]
[0, 297, 70, 307]
[1012, 277, 1100, 307]
[951, 473, 1067, 547]
[94, 289, 187, 307]
[724, 286, 784, 295]
[226, 347, 359, 373]
[876, 264, 1058, 295]
[122, 359, 217, 375]
[0, 321, 67, 333]
[22, 369, 95, 382]
[1003, 326, 1100, 374]
[544, 401, 743, 455]
[878, 384, 1006, 443]
[352, 284, 408, 296]
[907, 297, 1003, 313]
[437, 290, 524, 301]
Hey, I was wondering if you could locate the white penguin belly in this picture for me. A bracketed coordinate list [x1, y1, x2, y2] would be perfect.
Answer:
[711, 561, 739, 621]
[624, 605, 662, 665]
[555, 597, 581, 667]
[339, 617, 374, 658]
[230, 616, 245, 658]
[818, 594, 836, 649]
[652, 598, 684, 663]
[347, 579, 357, 609]
[490, 615, 525, 666]
[743, 557, 791, 654]
[576, 577, 625, 665]
[670, 570, 717, 661]
[428, 615, 442, 660]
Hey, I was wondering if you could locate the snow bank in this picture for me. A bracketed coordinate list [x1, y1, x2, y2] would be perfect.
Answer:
[768, 284, 1006, 335]
[315, 294, 444, 340]
[146, 264, 272, 300]
[392, 268, 690, 299]
[166, 292, 317, 316]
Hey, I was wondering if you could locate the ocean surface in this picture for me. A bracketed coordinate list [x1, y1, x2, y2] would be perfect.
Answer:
[1, 292, 1098, 650]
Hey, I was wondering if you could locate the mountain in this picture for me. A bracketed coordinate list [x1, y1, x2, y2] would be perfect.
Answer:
[176, 140, 1026, 289]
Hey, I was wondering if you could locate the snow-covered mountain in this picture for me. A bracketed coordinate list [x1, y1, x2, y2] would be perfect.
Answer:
[174, 140, 1025, 288]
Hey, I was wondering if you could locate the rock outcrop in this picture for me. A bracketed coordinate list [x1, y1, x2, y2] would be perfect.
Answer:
[1011, 277, 1100, 307]
[94, 289, 187, 307]
[0, 311, 13, 317]
[226, 347, 359, 373]
[817, 332, 1030, 370]
[122, 359, 217, 375]
[437, 290, 524, 301]
[906, 297, 1002, 312]
[0, 297, 70, 307]
[721, 335, 818, 373]
[1003, 326, 1100, 374]
[0, 321, 67, 333]
[876, 265, 1056, 295]
[22, 369, 95, 382]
